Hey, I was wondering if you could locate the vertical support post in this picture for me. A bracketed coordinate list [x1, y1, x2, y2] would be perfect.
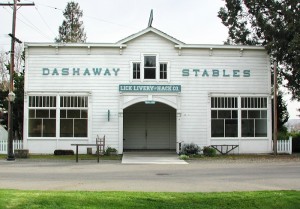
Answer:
[7, 0, 17, 161]
[273, 62, 278, 155]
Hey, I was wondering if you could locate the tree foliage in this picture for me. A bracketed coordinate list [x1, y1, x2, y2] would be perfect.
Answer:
[55, 1, 87, 43]
[0, 49, 24, 139]
[218, 0, 300, 100]
[276, 91, 289, 132]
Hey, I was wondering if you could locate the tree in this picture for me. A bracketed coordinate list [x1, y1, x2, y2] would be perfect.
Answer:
[0, 51, 9, 91]
[55, 1, 87, 43]
[218, 0, 300, 100]
[275, 91, 289, 132]
[0, 47, 25, 139]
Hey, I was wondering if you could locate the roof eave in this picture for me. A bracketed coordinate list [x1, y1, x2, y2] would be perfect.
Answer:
[116, 26, 185, 45]
[175, 44, 266, 50]
[25, 42, 127, 48]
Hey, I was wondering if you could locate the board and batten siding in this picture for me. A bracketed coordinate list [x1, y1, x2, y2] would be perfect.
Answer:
[24, 31, 271, 154]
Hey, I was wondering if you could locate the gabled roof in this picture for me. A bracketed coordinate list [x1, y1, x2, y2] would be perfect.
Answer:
[116, 26, 185, 45]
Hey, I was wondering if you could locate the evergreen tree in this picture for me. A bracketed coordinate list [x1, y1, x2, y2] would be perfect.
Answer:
[55, 1, 87, 43]
[218, 0, 300, 101]
[277, 91, 289, 131]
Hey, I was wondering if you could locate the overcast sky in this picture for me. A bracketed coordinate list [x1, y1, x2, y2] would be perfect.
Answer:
[0, 0, 299, 119]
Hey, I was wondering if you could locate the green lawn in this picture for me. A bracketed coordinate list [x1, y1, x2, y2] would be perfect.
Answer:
[0, 190, 299, 209]
[0, 154, 122, 160]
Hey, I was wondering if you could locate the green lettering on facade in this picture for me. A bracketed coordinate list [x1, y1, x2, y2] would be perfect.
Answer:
[112, 68, 120, 76]
[62, 68, 69, 75]
[83, 68, 91, 76]
[223, 69, 230, 77]
[104, 68, 111, 76]
[212, 69, 219, 77]
[193, 69, 200, 76]
[243, 70, 250, 77]
[182, 69, 189, 76]
[43, 68, 49, 75]
[202, 69, 209, 77]
[93, 68, 102, 75]
[233, 70, 240, 77]
[52, 68, 59, 76]
[73, 68, 80, 75]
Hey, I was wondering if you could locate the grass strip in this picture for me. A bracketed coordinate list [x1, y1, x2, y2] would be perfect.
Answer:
[0, 154, 122, 160]
[0, 190, 299, 209]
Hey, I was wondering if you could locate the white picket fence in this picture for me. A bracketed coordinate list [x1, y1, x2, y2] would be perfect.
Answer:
[272, 136, 293, 155]
[0, 140, 23, 154]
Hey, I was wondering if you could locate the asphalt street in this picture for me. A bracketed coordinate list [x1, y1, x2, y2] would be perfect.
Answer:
[0, 159, 299, 192]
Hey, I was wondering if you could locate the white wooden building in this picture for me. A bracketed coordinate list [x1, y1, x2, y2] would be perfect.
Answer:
[24, 26, 272, 154]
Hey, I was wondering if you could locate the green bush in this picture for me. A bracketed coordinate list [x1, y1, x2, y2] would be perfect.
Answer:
[180, 143, 200, 155]
[278, 131, 290, 140]
[203, 146, 217, 157]
[179, 154, 189, 160]
[290, 131, 300, 139]
[54, 150, 74, 155]
[105, 147, 117, 155]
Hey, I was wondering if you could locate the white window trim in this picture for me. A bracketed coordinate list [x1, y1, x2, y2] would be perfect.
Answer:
[141, 53, 159, 82]
[130, 61, 141, 83]
[159, 61, 170, 82]
[26, 93, 90, 140]
[209, 95, 270, 140]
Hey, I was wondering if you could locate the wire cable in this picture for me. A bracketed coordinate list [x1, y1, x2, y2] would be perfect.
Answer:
[34, 5, 57, 37]
[2, 6, 53, 41]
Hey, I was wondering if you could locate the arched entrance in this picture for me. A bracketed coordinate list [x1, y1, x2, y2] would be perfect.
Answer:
[123, 102, 176, 150]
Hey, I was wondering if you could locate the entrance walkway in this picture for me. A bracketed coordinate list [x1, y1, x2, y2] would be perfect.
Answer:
[122, 151, 188, 164]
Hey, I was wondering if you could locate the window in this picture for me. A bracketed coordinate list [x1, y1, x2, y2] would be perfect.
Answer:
[144, 55, 156, 79]
[160, 63, 167, 79]
[28, 95, 89, 138]
[211, 96, 268, 138]
[241, 97, 267, 137]
[132, 62, 140, 79]
[60, 96, 88, 137]
[28, 96, 56, 137]
[211, 97, 238, 137]
[131, 55, 169, 81]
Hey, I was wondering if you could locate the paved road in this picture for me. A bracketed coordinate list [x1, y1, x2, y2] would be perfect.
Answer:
[0, 160, 299, 192]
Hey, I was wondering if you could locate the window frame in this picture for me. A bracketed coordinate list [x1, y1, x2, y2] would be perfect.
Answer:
[27, 94, 90, 140]
[211, 96, 239, 138]
[28, 95, 57, 138]
[59, 96, 89, 138]
[130, 53, 170, 82]
[241, 97, 268, 138]
[210, 95, 269, 140]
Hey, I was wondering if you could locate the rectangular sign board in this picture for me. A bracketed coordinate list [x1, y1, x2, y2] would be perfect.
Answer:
[119, 85, 181, 93]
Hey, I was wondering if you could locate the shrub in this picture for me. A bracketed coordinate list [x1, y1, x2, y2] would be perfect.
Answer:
[180, 143, 200, 155]
[105, 147, 117, 155]
[54, 150, 74, 155]
[179, 154, 189, 160]
[203, 146, 216, 157]
[277, 131, 290, 140]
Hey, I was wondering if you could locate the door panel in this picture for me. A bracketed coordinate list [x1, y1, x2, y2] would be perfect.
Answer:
[123, 113, 146, 149]
[147, 113, 170, 149]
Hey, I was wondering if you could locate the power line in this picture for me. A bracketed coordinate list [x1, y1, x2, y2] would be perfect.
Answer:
[2, 7, 53, 41]
[22, 0, 138, 30]
[34, 5, 57, 37]
[18, 9, 53, 39]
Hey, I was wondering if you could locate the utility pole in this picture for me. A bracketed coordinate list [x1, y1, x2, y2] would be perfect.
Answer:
[273, 62, 278, 155]
[0, 0, 34, 161]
